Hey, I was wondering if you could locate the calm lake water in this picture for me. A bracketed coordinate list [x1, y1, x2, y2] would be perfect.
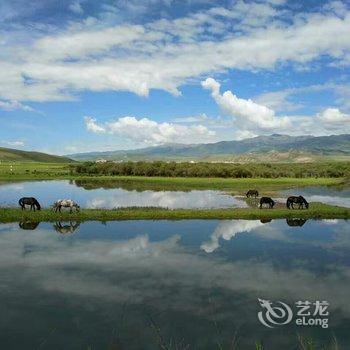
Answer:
[281, 186, 350, 208]
[0, 219, 349, 349]
[0, 180, 247, 209]
[0, 180, 349, 209]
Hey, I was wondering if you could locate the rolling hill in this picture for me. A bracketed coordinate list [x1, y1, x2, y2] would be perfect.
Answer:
[67, 134, 350, 162]
[0, 147, 73, 163]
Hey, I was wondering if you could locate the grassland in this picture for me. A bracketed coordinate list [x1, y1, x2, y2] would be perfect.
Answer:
[1, 203, 349, 223]
[0, 147, 73, 163]
[0, 161, 72, 179]
[0, 161, 345, 191]
[0, 161, 349, 221]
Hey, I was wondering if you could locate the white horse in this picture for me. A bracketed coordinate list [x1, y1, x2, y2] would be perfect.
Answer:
[53, 199, 80, 213]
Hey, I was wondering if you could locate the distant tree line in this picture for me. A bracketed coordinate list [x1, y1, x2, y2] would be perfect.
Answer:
[73, 161, 350, 178]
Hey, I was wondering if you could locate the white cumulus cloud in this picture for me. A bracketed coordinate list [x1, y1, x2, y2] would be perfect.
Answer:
[202, 77, 350, 137]
[317, 108, 350, 125]
[202, 77, 291, 131]
[85, 116, 216, 145]
[1, 3, 350, 101]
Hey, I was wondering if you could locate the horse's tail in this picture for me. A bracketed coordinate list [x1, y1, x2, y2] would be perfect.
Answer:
[18, 198, 24, 206]
[286, 199, 290, 209]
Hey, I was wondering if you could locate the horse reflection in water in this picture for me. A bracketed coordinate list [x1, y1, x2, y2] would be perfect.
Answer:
[53, 221, 80, 234]
[19, 221, 40, 230]
[286, 218, 308, 227]
[260, 218, 272, 224]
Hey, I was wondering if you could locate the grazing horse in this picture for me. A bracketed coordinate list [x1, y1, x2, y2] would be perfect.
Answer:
[246, 189, 259, 198]
[286, 196, 309, 209]
[54, 199, 80, 213]
[259, 197, 275, 209]
[19, 197, 41, 211]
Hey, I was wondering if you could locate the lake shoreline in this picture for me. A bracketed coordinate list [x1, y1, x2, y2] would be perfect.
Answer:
[1, 203, 349, 222]
[0, 174, 345, 191]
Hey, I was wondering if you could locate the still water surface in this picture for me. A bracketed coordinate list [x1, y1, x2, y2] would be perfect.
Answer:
[0, 180, 246, 209]
[0, 219, 349, 349]
[0, 180, 349, 209]
[281, 186, 350, 208]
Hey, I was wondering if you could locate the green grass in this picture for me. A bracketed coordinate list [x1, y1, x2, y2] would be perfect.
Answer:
[1, 203, 349, 223]
[0, 170, 344, 192]
[0, 161, 346, 192]
[0, 161, 72, 179]
[73, 176, 343, 191]
[0, 148, 73, 163]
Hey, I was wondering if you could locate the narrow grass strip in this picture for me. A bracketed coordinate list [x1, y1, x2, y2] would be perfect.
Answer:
[0, 203, 349, 223]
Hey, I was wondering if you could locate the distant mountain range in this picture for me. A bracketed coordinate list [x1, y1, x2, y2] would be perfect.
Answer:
[0, 147, 73, 163]
[67, 134, 350, 162]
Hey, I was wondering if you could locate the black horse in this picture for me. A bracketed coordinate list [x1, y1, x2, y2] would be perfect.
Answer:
[286, 196, 309, 209]
[246, 189, 259, 198]
[19, 197, 41, 211]
[259, 197, 275, 209]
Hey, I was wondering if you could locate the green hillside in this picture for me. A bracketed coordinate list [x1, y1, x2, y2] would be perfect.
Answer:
[0, 147, 73, 163]
[67, 134, 350, 161]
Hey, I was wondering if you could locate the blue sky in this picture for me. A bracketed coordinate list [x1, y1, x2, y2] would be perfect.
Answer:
[0, 0, 349, 154]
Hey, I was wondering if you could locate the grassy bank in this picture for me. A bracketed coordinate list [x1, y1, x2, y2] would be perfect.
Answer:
[72, 176, 344, 191]
[1, 203, 349, 223]
[75, 160, 350, 178]
[0, 173, 345, 192]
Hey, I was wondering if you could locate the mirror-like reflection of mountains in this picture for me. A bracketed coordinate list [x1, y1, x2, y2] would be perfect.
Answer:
[1, 219, 350, 349]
